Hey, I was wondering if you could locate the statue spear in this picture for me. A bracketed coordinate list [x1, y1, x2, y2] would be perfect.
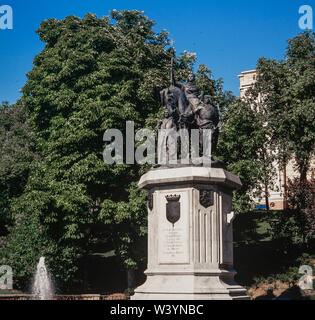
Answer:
[170, 57, 176, 87]
[169, 47, 176, 87]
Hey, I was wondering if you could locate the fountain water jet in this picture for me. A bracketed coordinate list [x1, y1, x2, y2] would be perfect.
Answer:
[32, 257, 54, 300]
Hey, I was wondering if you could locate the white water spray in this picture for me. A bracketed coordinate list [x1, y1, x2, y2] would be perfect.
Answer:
[32, 257, 54, 300]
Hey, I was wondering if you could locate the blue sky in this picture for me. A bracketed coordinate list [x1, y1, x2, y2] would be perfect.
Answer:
[0, 0, 313, 103]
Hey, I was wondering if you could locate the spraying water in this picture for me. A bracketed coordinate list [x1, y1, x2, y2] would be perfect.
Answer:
[32, 257, 54, 300]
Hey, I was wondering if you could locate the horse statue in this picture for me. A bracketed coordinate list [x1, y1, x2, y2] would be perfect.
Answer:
[159, 69, 220, 161]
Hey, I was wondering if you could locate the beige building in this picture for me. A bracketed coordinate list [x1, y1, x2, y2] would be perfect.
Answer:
[238, 70, 315, 210]
[239, 70, 257, 99]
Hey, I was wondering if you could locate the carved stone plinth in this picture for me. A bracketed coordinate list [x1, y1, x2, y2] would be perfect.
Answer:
[131, 166, 249, 300]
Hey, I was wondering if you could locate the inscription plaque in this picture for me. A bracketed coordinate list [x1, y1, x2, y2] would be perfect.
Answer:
[158, 191, 189, 264]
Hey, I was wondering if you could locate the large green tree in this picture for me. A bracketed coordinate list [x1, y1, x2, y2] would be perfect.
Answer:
[219, 32, 315, 211]
[252, 32, 315, 182]
[4, 11, 171, 289]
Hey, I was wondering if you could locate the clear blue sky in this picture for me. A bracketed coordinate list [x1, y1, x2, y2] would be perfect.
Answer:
[0, 0, 312, 103]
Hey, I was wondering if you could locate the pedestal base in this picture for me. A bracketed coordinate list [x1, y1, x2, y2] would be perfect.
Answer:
[132, 167, 250, 301]
[132, 270, 249, 300]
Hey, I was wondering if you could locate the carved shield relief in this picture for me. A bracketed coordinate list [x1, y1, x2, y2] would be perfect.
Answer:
[199, 190, 214, 208]
[148, 191, 154, 211]
[166, 195, 181, 226]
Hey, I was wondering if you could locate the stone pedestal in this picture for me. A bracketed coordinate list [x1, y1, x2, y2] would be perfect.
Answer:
[132, 166, 249, 300]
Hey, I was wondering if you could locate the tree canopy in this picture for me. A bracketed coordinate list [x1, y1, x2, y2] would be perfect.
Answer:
[218, 31, 315, 210]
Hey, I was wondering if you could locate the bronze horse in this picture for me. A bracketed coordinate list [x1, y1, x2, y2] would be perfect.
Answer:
[159, 82, 220, 156]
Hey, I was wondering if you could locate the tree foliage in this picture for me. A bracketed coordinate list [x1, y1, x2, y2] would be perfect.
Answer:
[251, 32, 315, 182]
[218, 99, 273, 211]
[287, 178, 315, 242]
[0, 102, 36, 239]
[219, 31, 315, 210]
